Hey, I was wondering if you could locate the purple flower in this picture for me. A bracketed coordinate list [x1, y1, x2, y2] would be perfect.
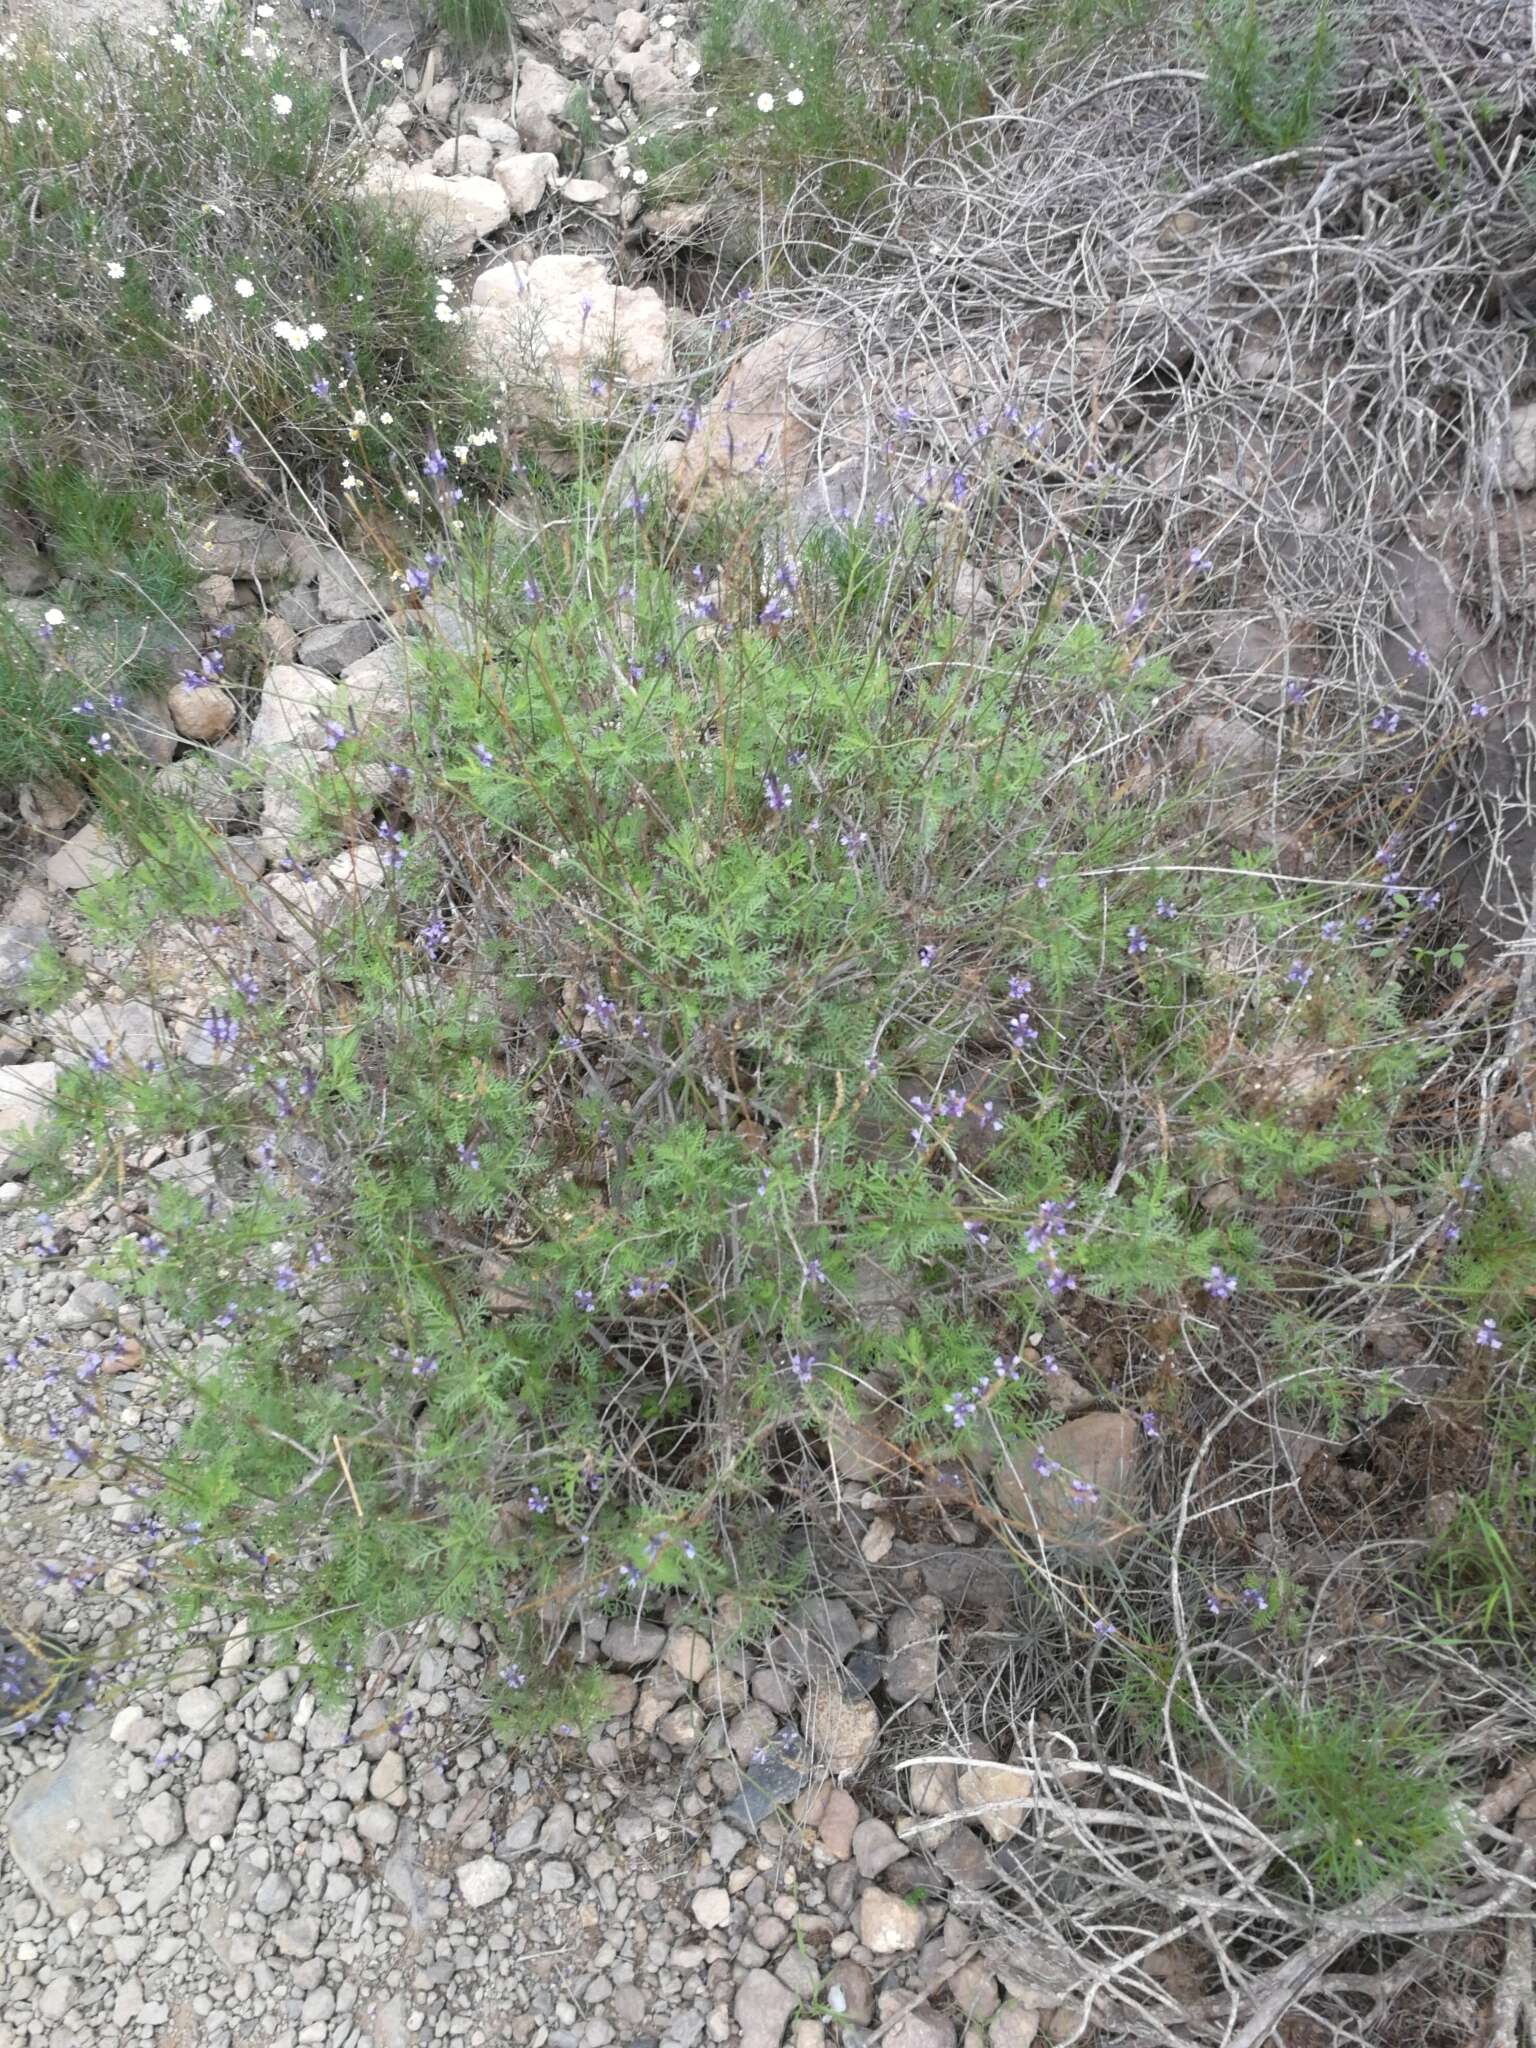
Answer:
[455, 1141, 480, 1170]
[1371, 704, 1402, 735]
[787, 1349, 817, 1386]
[962, 1219, 991, 1246]
[1285, 959, 1312, 989]
[1407, 646, 1431, 670]
[762, 773, 791, 812]
[1068, 1476, 1100, 1506]
[500, 1662, 527, 1690]
[839, 829, 868, 859]
[1138, 1411, 1160, 1439]
[422, 448, 448, 477]
[203, 1010, 239, 1046]
[87, 732, 112, 756]
[1092, 1617, 1116, 1638]
[975, 1100, 1003, 1133]
[1031, 1446, 1061, 1479]
[375, 821, 406, 869]
[226, 433, 244, 456]
[310, 377, 331, 399]
[1126, 926, 1148, 956]
[1240, 1586, 1268, 1613]
[1469, 699, 1489, 719]
[411, 1354, 438, 1377]
[87, 1048, 112, 1074]
[939, 1090, 967, 1120]
[917, 944, 935, 970]
[1321, 920, 1343, 942]
[802, 1258, 827, 1287]
[273, 1263, 299, 1294]
[404, 563, 433, 595]
[321, 719, 347, 751]
[1008, 1011, 1038, 1048]
[1205, 1264, 1237, 1302]
[1474, 1317, 1502, 1350]
[1154, 897, 1178, 920]
[622, 490, 648, 515]
[574, 1288, 595, 1313]
[232, 972, 260, 1000]
[1187, 546, 1212, 574]
[1122, 596, 1148, 628]
[527, 1487, 550, 1515]
[419, 917, 446, 953]
[521, 578, 541, 605]
[759, 593, 792, 626]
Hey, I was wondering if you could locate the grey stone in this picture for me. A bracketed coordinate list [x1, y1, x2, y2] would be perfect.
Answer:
[255, 1869, 294, 1917]
[190, 513, 293, 579]
[274, 1913, 321, 1958]
[541, 1858, 577, 1893]
[456, 1855, 512, 1907]
[137, 1791, 183, 1848]
[0, 923, 47, 1008]
[721, 1750, 806, 1830]
[885, 2008, 955, 2048]
[883, 1596, 944, 1705]
[0, 1060, 57, 1173]
[45, 822, 125, 891]
[604, 1618, 667, 1667]
[174, 1685, 223, 1733]
[356, 1801, 399, 1846]
[733, 1967, 799, 2048]
[856, 1887, 924, 1954]
[994, 1411, 1142, 1559]
[3, 1731, 132, 1916]
[298, 618, 380, 674]
[144, 1848, 190, 1915]
[185, 1781, 240, 1844]
[852, 1817, 906, 1878]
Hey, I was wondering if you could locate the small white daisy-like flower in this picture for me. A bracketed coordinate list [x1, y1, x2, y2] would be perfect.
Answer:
[705, 104, 718, 119]
[786, 86, 804, 105]
[273, 319, 310, 350]
[436, 275, 454, 293]
[403, 486, 421, 504]
[44, 607, 66, 626]
[632, 166, 649, 185]
[271, 92, 292, 116]
[4, 109, 22, 125]
[453, 443, 469, 461]
[306, 322, 326, 340]
[756, 91, 775, 112]
[384, 53, 404, 70]
[379, 410, 395, 425]
[256, 3, 275, 14]
[106, 260, 126, 279]
[185, 293, 214, 323]
[340, 473, 361, 491]
[234, 276, 255, 297]
[170, 31, 191, 52]
[351, 409, 367, 426]
[685, 59, 699, 75]
[434, 302, 458, 324]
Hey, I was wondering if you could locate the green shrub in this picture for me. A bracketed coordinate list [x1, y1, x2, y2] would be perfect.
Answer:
[1242, 1696, 1460, 1902]
[1194, 0, 1340, 151]
[0, 6, 481, 515]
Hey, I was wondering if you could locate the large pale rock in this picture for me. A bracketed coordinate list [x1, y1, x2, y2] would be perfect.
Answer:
[956, 1761, 1033, 1843]
[50, 999, 168, 1071]
[803, 1680, 879, 1777]
[857, 1886, 924, 1954]
[359, 163, 511, 262]
[1495, 402, 1536, 492]
[45, 822, 125, 891]
[167, 682, 238, 743]
[4, 1732, 133, 1915]
[468, 254, 670, 398]
[189, 513, 291, 579]
[0, 1061, 57, 1172]
[510, 57, 575, 154]
[248, 663, 337, 756]
[674, 320, 844, 510]
[994, 1411, 1141, 1558]
[429, 134, 495, 178]
[733, 1967, 799, 2048]
[495, 150, 559, 216]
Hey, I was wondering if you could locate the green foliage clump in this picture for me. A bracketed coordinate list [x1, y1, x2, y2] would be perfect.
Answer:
[0, 6, 480, 518]
[1193, 0, 1340, 150]
[1242, 1696, 1460, 1902]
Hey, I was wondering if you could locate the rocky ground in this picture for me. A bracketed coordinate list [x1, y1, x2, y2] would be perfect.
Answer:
[0, 1171, 1063, 2048]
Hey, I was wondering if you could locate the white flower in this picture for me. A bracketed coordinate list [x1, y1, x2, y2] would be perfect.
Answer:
[685, 59, 700, 75]
[185, 293, 214, 323]
[384, 54, 404, 70]
[4, 110, 21, 125]
[453, 443, 469, 461]
[786, 87, 804, 105]
[403, 487, 420, 504]
[705, 104, 718, 119]
[379, 410, 395, 425]
[106, 260, 126, 280]
[306, 322, 326, 340]
[170, 32, 191, 53]
[434, 302, 457, 324]
[44, 607, 66, 626]
[756, 92, 775, 112]
[351, 409, 368, 426]
[436, 275, 454, 294]
[340, 473, 361, 491]
[632, 166, 648, 185]
[271, 92, 292, 116]
[234, 276, 255, 297]
[273, 319, 310, 350]
[256, 4, 275, 14]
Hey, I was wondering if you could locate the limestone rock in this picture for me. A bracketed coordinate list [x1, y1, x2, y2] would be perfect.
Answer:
[468, 253, 670, 398]
[955, 1761, 1032, 1843]
[45, 822, 125, 891]
[510, 57, 575, 154]
[733, 1966, 799, 2048]
[993, 1411, 1142, 1559]
[673, 320, 844, 510]
[359, 164, 511, 262]
[190, 513, 292, 579]
[0, 1060, 57, 1173]
[456, 1855, 512, 1906]
[495, 150, 559, 216]
[167, 681, 238, 743]
[856, 1886, 923, 1953]
[429, 134, 495, 178]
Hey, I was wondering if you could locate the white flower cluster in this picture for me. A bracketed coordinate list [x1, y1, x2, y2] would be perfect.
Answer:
[272, 318, 328, 350]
